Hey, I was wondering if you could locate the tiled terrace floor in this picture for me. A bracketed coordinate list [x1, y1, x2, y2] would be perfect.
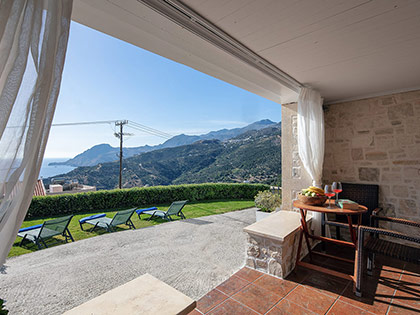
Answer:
[189, 247, 420, 315]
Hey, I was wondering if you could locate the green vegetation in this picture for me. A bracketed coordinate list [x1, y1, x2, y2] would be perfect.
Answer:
[174, 126, 281, 185]
[9, 199, 254, 258]
[27, 183, 268, 219]
[44, 124, 281, 189]
[0, 299, 8, 315]
[51, 119, 276, 167]
[254, 191, 282, 212]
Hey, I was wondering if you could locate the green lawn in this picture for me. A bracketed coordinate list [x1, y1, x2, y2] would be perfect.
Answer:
[9, 199, 254, 258]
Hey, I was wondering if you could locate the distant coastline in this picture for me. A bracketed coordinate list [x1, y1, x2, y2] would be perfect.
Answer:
[40, 158, 76, 179]
[48, 160, 74, 167]
[44, 119, 278, 168]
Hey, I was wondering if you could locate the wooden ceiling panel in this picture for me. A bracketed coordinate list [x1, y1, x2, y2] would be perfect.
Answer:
[183, 0, 420, 101]
[73, 0, 420, 102]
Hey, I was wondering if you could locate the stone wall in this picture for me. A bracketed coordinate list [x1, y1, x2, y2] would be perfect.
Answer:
[323, 89, 420, 232]
[244, 211, 311, 278]
[246, 232, 305, 278]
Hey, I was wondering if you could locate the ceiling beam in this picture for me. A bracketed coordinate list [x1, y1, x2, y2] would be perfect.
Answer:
[138, 0, 303, 93]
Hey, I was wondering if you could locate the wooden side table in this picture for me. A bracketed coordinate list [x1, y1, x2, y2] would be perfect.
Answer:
[293, 200, 368, 288]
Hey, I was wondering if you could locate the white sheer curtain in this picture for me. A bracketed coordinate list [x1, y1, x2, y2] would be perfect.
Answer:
[0, 0, 72, 265]
[297, 87, 325, 236]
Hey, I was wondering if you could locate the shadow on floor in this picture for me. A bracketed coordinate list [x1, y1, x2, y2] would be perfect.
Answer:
[181, 218, 213, 225]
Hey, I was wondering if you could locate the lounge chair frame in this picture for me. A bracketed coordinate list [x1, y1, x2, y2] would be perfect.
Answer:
[80, 208, 136, 232]
[18, 215, 74, 249]
[140, 200, 188, 222]
[355, 214, 420, 297]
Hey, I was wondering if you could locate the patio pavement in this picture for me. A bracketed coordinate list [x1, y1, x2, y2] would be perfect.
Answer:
[190, 244, 420, 315]
[0, 208, 257, 315]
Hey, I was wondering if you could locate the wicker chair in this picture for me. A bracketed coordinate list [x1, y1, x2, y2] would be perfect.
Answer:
[355, 214, 420, 297]
[322, 183, 380, 241]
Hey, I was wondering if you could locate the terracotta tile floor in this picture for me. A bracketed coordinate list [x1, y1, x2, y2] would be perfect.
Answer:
[189, 248, 420, 314]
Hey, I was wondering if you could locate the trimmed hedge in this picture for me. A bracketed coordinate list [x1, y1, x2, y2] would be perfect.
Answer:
[27, 183, 269, 219]
[0, 299, 8, 315]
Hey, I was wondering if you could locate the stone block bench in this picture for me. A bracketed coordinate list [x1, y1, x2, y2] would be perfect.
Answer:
[63, 273, 196, 315]
[244, 210, 312, 278]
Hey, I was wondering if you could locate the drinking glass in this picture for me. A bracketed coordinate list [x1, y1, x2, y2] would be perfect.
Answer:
[324, 185, 335, 208]
[332, 182, 342, 204]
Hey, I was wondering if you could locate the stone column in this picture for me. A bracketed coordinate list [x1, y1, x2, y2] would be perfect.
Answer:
[244, 211, 312, 278]
[281, 102, 312, 210]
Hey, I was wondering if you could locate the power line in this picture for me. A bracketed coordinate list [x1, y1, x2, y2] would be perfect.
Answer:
[127, 120, 172, 138]
[8, 120, 173, 139]
[128, 125, 171, 138]
[126, 124, 171, 139]
[51, 120, 117, 127]
[128, 120, 172, 137]
[50, 119, 172, 139]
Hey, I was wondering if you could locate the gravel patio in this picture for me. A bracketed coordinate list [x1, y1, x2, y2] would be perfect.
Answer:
[0, 208, 256, 314]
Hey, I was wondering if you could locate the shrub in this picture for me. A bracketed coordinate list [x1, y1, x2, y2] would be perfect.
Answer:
[254, 190, 281, 212]
[27, 183, 270, 219]
[0, 299, 8, 315]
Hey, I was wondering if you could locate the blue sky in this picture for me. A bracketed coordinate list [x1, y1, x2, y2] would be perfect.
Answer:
[46, 22, 281, 158]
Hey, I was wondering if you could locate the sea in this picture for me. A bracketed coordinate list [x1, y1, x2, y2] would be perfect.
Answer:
[39, 158, 76, 179]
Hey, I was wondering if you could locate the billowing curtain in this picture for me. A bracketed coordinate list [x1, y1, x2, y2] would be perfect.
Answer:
[297, 87, 325, 235]
[0, 0, 72, 265]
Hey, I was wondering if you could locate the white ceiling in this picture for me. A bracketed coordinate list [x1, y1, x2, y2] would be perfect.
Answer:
[72, 0, 420, 103]
[182, 0, 420, 102]
[71, 0, 297, 104]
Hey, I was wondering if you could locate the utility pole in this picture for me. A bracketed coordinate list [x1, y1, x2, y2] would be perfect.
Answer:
[114, 120, 129, 189]
[48, 119, 170, 189]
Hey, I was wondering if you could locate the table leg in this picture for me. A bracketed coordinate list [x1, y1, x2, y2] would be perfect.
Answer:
[357, 214, 362, 242]
[354, 223, 364, 296]
[295, 226, 304, 271]
[321, 213, 326, 252]
[300, 209, 313, 262]
[347, 215, 357, 245]
[353, 245, 360, 294]
[293, 202, 367, 293]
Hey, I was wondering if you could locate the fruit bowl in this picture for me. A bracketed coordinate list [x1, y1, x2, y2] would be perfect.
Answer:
[297, 193, 327, 206]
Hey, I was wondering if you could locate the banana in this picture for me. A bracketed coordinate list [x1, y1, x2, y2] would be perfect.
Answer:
[309, 186, 323, 192]
[308, 186, 325, 195]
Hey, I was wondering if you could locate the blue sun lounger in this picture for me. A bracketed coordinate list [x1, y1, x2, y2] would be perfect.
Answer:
[136, 201, 188, 221]
[135, 207, 157, 219]
[79, 209, 136, 232]
[17, 215, 74, 249]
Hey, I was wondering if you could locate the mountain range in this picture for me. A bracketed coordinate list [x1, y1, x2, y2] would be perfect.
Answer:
[44, 122, 281, 190]
[50, 119, 277, 167]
